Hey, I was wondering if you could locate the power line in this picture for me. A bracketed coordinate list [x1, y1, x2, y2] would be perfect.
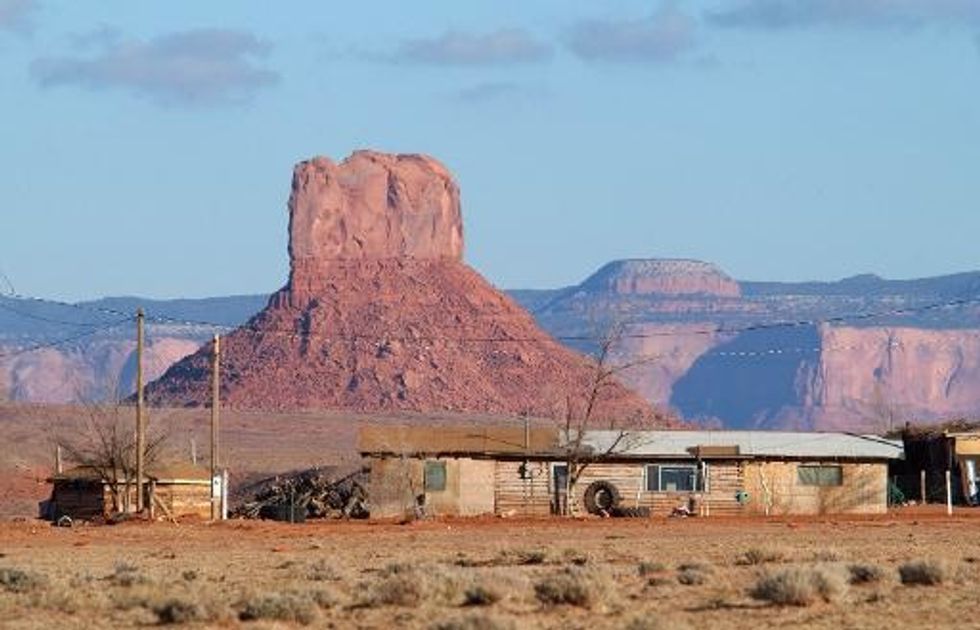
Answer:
[0, 298, 111, 327]
[0, 318, 133, 360]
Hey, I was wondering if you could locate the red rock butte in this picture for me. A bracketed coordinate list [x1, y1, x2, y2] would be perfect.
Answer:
[147, 150, 661, 423]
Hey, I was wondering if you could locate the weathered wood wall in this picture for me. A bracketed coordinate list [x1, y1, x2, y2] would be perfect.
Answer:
[366, 456, 495, 518]
[742, 461, 887, 515]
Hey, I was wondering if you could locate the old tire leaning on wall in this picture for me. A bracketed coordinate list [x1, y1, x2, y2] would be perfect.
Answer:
[583, 480, 622, 515]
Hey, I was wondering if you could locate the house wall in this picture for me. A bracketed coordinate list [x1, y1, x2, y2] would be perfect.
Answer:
[569, 460, 747, 516]
[365, 456, 495, 518]
[741, 461, 888, 515]
[367, 456, 891, 518]
[494, 460, 552, 516]
[50, 481, 107, 520]
[152, 484, 212, 519]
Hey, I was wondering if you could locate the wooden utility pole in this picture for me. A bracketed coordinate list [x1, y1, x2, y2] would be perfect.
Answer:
[210, 334, 220, 521]
[135, 308, 146, 513]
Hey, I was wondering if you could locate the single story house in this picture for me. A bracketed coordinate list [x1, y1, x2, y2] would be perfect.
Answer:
[359, 426, 904, 518]
[893, 427, 980, 505]
[45, 462, 224, 522]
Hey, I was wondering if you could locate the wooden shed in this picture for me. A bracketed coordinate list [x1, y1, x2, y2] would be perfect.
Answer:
[45, 462, 222, 522]
[359, 427, 904, 518]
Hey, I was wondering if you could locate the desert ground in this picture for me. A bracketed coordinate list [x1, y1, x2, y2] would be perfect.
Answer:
[2, 509, 980, 629]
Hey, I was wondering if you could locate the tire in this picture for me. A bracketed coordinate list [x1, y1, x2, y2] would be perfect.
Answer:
[583, 480, 622, 515]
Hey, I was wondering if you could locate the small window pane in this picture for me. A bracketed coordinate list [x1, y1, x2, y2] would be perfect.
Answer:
[645, 465, 660, 492]
[798, 465, 842, 487]
[424, 461, 446, 492]
[661, 467, 696, 492]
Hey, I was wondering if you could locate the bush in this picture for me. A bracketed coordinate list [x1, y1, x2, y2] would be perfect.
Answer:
[677, 568, 708, 586]
[736, 547, 785, 566]
[899, 560, 947, 586]
[534, 567, 609, 608]
[431, 614, 515, 630]
[238, 592, 317, 625]
[464, 584, 502, 607]
[0, 567, 45, 594]
[848, 564, 885, 585]
[373, 573, 425, 607]
[638, 561, 666, 577]
[154, 599, 204, 625]
[750, 566, 846, 607]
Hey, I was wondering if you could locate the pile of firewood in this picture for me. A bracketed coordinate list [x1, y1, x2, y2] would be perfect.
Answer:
[232, 467, 368, 521]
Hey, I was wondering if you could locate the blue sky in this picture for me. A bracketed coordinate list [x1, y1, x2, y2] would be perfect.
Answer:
[1, 0, 978, 300]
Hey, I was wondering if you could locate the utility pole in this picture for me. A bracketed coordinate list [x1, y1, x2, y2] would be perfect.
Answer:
[135, 308, 146, 513]
[210, 334, 220, 521]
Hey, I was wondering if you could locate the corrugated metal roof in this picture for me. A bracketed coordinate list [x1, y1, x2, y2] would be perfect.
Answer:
[575, 431, 903, 460]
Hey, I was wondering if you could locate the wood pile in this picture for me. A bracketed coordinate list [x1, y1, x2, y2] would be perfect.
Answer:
[232, 467, 368, 521]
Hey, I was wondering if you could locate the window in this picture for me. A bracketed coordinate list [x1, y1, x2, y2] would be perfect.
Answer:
[646, 464, 705, 492]
[424, 461, 447, 492]
[797, 465, 842, 487]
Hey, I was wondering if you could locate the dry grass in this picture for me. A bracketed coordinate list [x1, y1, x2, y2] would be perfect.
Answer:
[848, 563, 886, 585]
[899, 560, 948, 586]
[0, 567, 46, 594]
[431, 613, 516, 630]
[534, 567, 612, 609]
[238, 592, 318, 625]
[736, 546, 786, 566]
[750, 566, 847, 606]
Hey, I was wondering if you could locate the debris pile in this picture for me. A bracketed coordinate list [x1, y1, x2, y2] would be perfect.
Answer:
[233, 467, 368, 521]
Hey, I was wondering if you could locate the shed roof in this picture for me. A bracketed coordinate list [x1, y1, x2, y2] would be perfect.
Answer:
[358, 427, 904, 461]
[576, 431, 904, 460]
[358, 425, 560, 456]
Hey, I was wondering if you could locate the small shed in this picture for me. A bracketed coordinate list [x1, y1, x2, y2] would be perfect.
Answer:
[45, 463, 223, 522]
[359, 427, 904, 518]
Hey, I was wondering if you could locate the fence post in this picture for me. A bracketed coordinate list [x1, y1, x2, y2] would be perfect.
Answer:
[946, 469, 953, 516]
[920, 469, 927, 504]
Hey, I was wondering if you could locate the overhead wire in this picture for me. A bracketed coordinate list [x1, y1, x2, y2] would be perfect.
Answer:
[0, 317, 134, 360]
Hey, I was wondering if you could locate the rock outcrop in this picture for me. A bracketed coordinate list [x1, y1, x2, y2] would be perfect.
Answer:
[580, 259, 741, 298]
[146, 151, 659, 423]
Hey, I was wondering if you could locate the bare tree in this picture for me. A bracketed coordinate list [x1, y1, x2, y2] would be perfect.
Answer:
[556, 321, 659, 516]
[53, 399, 169, 514]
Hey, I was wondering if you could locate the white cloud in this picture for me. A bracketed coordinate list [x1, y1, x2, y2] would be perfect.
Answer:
[31, 28, 280, 106]
[386, 28, 551, 65]
[567, 3, 697, 63]
[0, 0, 37, 35]
[708, 0, 980, 29]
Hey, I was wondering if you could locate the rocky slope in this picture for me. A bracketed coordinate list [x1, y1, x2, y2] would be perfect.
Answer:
[144, 151, 657, 422]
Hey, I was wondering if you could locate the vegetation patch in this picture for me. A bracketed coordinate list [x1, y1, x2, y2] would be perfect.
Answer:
[899, 560, 947, 586]
[534, 567, 610, 609]
[0, 567, 46, 594]
[848, 563, 885, 585]
[750, 566, 846, 607]
[736, 547, 786, 566]
[238, 592, 317, 625]
[431, 614, 516, 630]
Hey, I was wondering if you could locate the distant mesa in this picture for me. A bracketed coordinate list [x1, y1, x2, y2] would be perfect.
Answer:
[146, 150, 659, 423]
[580, 259, 741, 298]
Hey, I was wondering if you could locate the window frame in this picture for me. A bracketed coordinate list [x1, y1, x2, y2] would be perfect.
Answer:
[423, 460, 447, 492]
[796, 464, 843, 487]
[645, 463, 707, 493]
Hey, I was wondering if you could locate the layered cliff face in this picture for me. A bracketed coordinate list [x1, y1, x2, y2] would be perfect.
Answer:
[146, 151, 658, 422]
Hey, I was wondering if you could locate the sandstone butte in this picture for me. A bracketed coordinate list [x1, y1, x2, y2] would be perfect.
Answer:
[146, 150, 664, 424]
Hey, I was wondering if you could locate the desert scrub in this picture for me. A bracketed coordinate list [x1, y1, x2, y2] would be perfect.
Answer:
[306, 559, 340, 582]
[368, 563, 467, 607]
[638, 561, 667, 577]
[0, 567, 46, 594]
[750, 566, 847, 607]
[238, 591, 318, 625]
[736, 546, 786, 566]
[107, 562, 147, 587]
[848, 563, 885, 585]
[534, 566, 612, 609]
[464, 584, 503, 607]
[153, 598, 207, 625]
[677, 562, 714, 586]
[899, 560, 947, 586]
[431, 613, 516, 630]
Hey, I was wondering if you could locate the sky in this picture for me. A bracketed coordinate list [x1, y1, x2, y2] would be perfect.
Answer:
[1, 0, 979, 301]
